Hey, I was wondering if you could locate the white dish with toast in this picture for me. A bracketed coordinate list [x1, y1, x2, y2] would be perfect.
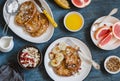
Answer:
[3, 0, 54, 43]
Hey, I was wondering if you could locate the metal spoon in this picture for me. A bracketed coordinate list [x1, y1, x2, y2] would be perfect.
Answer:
[92, 8, 118, 32]
[3, 0, 19, 35]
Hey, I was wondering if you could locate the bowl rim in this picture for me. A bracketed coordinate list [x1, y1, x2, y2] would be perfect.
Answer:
[104, 55, 120, 74]
[64, 11, 84, 32]
[17, 45, 42, 70]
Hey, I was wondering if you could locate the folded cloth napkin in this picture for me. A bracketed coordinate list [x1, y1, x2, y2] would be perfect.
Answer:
[0, 65, 24, 81]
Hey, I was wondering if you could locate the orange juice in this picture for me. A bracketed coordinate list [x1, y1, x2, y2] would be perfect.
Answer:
[64, 12, 84, 32]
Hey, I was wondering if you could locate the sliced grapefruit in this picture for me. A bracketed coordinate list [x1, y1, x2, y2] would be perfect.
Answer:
[94, 25, 112, 40]
[71, 0, 91, 8]
[98, 33, 113, 47]
[112, 22, 120, 40]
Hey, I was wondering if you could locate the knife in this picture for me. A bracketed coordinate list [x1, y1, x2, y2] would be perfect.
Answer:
[34, 0, 58, 27]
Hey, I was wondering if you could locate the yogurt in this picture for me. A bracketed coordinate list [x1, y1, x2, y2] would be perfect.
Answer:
[7, 0, 19, 14]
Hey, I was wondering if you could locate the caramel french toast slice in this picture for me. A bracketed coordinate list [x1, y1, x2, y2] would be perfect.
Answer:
[24, 11, 41, 33]
[15, 1, 37, 26]
[30, 13, 49, 37]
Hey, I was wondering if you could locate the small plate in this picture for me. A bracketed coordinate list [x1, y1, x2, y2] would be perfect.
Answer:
[44, 37, 92, 81]
[3, 0, 54, 43]
[90, 16, 120, 50]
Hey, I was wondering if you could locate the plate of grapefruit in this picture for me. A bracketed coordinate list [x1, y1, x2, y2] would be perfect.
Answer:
[90, 16, 120, 50]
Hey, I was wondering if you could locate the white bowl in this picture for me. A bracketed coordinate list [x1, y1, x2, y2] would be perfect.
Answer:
[104, 55, 120, 74]
[64, 11, 84, 32]
[0, 36, 14, 52]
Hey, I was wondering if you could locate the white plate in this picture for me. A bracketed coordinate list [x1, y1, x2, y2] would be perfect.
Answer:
[44, 37, 92, 81]
[90, 16, 120, 50]
[3, 0, 54, 43]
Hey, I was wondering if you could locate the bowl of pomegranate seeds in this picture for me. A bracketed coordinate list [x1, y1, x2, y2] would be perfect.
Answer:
[18, 45, 42, 69]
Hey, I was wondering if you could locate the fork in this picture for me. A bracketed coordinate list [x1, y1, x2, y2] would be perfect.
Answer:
[65, 39, 100, 70]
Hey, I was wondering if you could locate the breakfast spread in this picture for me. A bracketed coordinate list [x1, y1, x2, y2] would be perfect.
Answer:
[19, 47, 40, 68]
[49, 42, 81, 76]
[2, 0, 120, 81]
[15, 1, 49, 37]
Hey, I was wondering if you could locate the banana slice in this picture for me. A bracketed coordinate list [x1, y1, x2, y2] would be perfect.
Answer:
[52, 46, 60, 54]
[55, 53, 64, 62]
[49, 52, 55, 60]
[50, 59, 61, 67]
[54, 0, 70, 9]
[58, 42, 67, 50]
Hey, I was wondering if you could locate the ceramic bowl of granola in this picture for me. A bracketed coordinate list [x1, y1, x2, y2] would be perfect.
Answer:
[104, 55, 120, 74]
[17, 45, 42, 70]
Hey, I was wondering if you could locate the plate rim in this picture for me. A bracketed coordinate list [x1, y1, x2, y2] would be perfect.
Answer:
[90, 16, 120, 50]
[44, 37, 92, 81]
[3, 0, 54, 43]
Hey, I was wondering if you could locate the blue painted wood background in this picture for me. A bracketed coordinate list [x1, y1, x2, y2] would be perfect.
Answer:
[0, 0, 120, 81]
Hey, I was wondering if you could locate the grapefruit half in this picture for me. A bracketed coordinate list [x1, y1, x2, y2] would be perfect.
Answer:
[112, 22, 120, 40]
[71, 0, 91, 8]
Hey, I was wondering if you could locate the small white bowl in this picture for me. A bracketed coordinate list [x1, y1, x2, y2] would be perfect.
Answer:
[104, 55, 120, 74]
[0, 36, 14, 52]
[64, 11, 84, 32]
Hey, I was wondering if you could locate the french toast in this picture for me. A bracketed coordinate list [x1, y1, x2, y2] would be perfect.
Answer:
[15, 1, 37, 26]
[49, 42, 82, 76]
[24, 11, 42, 33]
[30, 13, 49, 37]
[15, 1, 49, 37]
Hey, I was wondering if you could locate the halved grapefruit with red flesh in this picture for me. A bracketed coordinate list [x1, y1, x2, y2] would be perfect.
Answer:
[94, 25, 112, 40]
[98, 33, 113, 47]
[112, 22, 120, 40]
[71, 0, 91, 8]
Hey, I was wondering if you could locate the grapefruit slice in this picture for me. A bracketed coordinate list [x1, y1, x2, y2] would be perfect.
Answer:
[71, 0, 91, 8]
[112, 22, 120, 40]
[94, 25, 112, 40]
[98, 33, 113, 47]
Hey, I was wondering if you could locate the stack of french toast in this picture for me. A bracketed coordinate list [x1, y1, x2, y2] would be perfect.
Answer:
[15, 1, 49, 37]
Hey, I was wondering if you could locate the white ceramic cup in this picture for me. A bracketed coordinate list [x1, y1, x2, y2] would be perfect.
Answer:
[0, 36, 14, 52]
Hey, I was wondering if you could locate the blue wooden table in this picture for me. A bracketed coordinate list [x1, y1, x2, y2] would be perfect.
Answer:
[0, 0, 120, 81]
